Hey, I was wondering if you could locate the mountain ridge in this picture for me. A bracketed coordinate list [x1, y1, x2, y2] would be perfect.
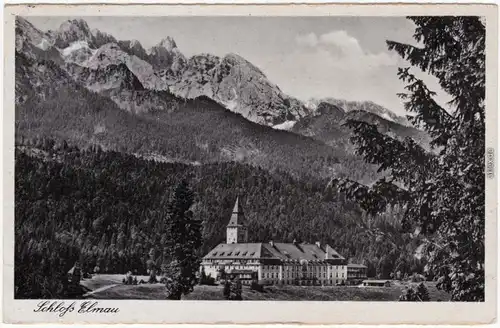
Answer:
[15, 16, 428, 184]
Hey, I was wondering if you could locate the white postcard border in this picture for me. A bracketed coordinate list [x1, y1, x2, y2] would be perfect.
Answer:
[3, 3, 498, 325]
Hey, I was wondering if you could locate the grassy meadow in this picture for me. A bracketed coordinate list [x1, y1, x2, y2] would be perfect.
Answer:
[83, 275, 450, 301]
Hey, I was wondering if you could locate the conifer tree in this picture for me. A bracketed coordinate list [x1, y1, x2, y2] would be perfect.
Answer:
[334, 17, 485, 301]
[163, 180, 202, 300]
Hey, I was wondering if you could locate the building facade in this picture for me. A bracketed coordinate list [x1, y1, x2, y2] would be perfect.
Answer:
[346, 263, 368, 285]
[201, 198, 348, 286]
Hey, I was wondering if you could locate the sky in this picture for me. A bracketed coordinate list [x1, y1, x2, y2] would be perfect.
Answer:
[27, 16, 451, 116]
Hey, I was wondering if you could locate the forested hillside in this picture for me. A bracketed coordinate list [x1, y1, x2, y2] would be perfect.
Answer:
[15, 140, 425, 298]
[16, 52, 381, 183]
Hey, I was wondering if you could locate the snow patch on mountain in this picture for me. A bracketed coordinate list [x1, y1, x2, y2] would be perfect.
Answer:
[36, 39, 52, 51]
[61, 41, 94, 57]
[307, 97, 409, 126]
[273, 120, 297, 130]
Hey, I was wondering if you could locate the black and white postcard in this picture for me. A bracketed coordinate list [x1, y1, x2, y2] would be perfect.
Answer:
[2, 3, 498, 325]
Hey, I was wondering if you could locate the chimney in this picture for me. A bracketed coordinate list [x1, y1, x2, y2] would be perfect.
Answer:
[293, 239, 298, 246]
[270, 241, 274, 248]
[315, 241, 321, 249]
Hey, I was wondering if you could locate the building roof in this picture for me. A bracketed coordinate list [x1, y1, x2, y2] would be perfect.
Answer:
[205, 243, 263, 259]
[227, 197, 245, 227]
[204, 242, 345, 263]
[348, 263, 368, 268]
[263, 242, 345, 262]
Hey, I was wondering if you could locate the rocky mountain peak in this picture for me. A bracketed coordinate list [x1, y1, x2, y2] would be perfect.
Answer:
[117, 39, 148, 61]
[148, 37, 181, 70]
[16, 17, 48, 52]
[54, 19, 94, 49]
[221, 53, 265, 76]
[91, 28, 117, 48]
[158, 37, 177, 51]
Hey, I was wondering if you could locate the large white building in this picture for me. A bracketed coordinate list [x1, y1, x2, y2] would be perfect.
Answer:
[201, 198, 348, 286]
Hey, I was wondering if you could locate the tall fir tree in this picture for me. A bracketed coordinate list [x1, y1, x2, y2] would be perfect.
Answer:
[333, 17, 485, 301]
[163, 180, 203, 300]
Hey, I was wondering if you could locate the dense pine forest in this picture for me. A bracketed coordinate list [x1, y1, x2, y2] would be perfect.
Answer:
[15, 138, 425, 298]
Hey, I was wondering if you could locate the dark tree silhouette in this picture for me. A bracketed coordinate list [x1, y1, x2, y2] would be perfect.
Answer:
[335, 16, 485, 301]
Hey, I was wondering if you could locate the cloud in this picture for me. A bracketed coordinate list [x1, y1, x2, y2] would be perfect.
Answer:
[295, 32, 318, 47]
[294, 30, 397, 73]
[260, 29, 451, 115]
[318, 30, 364, 57]
[259, 29, 404, 113]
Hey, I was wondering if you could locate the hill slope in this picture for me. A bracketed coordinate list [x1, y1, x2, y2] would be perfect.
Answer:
[293, 102, 431, 151]
[17, 51, 378, 180]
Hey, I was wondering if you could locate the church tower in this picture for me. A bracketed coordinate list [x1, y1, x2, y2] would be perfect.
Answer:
[226, 197, 248, 244]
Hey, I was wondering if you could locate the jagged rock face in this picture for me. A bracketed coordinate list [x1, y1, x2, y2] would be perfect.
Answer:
[52, 19, 95, 49]
[307, 97, 409, 126]
[148, 37, 185, 71]
[118, 40, 148, 62]
[65, 62, 144, 92]
[315, 102, 345, 118]
[159, 37, 177, 51]
[166, 54, 219, 98]
[84, 43, 167, 90]
[16, 17, 410, 129]
[16, 17, 46, 53]
[164, 53, 310, 125]
[60, 41, 95, 65]
[92, 28, 117, 48]
[213, 54, 302, 124]
[15, 52, 73, 105]
[15, 17, 63, 64]
[64, 61, 177, 114]
[16, 17, 310, 126]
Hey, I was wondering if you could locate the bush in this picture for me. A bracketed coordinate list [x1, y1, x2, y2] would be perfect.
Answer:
[250, 281, 264, 292]
[410, 273, 425, 283]
[399, 283, 430, 302]
[199, 274, 216, 286]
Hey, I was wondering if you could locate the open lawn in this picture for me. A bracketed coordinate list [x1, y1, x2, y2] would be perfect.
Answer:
[84, 275, 450, 301]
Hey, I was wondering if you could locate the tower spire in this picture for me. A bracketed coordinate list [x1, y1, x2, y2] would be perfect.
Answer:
[227, 196, 244, 227]
[226, 196, 248, 244]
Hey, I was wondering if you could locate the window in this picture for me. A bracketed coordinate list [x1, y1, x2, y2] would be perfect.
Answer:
[212, 252, 218, 256]
[220, 252, 225, 256]
[242, 251, 248, 256]
[227, 252, 232, 256]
